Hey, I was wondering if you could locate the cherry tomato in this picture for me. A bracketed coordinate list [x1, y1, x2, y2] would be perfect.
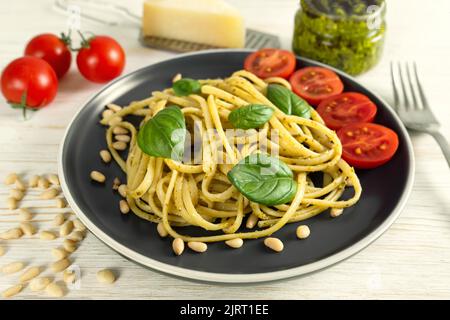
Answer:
[1, 56, 58, 109]
[337, 123, 399, 169]
[290, 67, 344, 106]
[24, 33, 72, 79]
[244, 49, 296, 79]
[76, 36, 125, 83]
[317, 92, 378, 130]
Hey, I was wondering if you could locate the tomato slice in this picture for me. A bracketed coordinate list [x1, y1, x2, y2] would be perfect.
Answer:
[337, 123, 399, 169]
[317, 92, 378, 130]
[289, 67, 344, 106]
[244, 49, 296, 79]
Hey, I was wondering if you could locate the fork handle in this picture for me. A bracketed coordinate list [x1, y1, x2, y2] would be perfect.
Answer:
[429, 131, 450, 168]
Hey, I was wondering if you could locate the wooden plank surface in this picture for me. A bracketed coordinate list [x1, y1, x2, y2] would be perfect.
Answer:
[0, 0, 449, 299]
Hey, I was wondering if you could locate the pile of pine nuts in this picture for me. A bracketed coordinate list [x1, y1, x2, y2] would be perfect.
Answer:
[1, 173, 117, 299]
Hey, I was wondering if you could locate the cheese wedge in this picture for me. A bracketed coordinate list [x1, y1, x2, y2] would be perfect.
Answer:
[142, 0, 245, 48]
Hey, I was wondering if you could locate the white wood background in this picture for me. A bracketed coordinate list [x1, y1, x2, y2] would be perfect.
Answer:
[1, 0, 450, 300]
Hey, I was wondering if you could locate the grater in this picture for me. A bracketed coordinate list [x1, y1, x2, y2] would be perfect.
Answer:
[54, 0, 281, 52]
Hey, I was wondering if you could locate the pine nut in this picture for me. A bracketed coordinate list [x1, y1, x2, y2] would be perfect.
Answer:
[2, 284, 23, 298]
[90, 170, 106, 183]
[112, 177, 120, 190]
[46, 282, 64, 297]
[19, 266, 41, 283]
[4, 172, 18, 185]
[296, 225, 311, 239]
[52, 248, 68, 260]
[108, 116, 122, 126]
[38, 177, 50, 189]
[118, 184, 127, 197]
[2, 261, 24, 274]
[52, 258, 70, 273]
[63, 270, 76, 284]
[112, 141, 127, 150]
[15, 178, 26, 191]
[68, 231, 85, 242]
[30, 277, 51, 291]
[172, 238, 184, 256]
[187, 241, 207, 253]
[53, 213, 65, 226]
[55, 198, 66, 208]
[99, 150, 112, 163]
[330, 208, 344, 218]
[7, 197, 17, 210]
[18, 208, 33, 221]
[60, 220, 74, 237]
[20, 222, 37, 236]
[0, 246, 4, 257]
[172, 73, 182, 83]
[107, 103, 122, 112]
[115, 134, 130, 142]
[0, 228, 23, 240]
[113, 126, 128, 135]
[225, 238, 243, 249]
[264, 237, 284, 252]
[102, 109, 114, 119]
[119, 200, 130, 214]
[97, 269, 116, 284]
[157, 223, 168, 237]
[246, 214, 258, 229]
[40, 230, 57, 240]
[48, 174, 60, 186]
[73, 219, 86, 232]
[63, 239, 77, 253]
[10, 189, 24, 201]
[40, 188, 59, 200]
[29, 175, 40, 187]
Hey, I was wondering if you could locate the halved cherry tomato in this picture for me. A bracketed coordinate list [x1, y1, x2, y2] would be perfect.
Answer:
[337, 123, 399, 169]
[290, 67, 344, 106]
[244, 49, 296, 79]
[317, 92, 377, 130]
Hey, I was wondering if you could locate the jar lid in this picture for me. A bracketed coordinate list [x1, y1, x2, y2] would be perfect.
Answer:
[301, 0, 386, 21]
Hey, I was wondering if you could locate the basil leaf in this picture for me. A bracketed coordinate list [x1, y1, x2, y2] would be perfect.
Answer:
[172, 78, 201, 96]
[227, 153, 297, 206]
[228, 104, 274, 129]
[267, 84, 311, 119]
[137, 106, 186, 161]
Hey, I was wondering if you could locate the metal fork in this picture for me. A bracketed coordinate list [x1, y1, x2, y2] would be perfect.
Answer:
[390, 62, 450, 167]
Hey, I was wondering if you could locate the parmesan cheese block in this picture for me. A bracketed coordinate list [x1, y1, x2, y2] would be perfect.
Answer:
[142, 0, 245, 48]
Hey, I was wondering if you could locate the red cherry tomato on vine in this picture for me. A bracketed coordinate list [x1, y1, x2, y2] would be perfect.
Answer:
[24, 33, 72, 79]
[1, 56, 58, 110]
[76, 35, 125, 83]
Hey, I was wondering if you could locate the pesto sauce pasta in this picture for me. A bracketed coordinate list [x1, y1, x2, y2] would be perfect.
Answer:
[100, 70, 362, 245]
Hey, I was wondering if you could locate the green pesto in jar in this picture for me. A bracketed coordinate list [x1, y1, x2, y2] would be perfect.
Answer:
[292, 0, 386, 75]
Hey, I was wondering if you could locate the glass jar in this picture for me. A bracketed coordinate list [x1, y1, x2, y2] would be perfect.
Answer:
[292, 0, 386, 75]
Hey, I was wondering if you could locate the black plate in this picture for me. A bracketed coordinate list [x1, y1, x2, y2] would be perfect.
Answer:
[59, 50, 414, 283]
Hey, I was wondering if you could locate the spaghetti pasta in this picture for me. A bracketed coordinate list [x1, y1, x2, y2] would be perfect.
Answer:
[101, 70, 362, 246]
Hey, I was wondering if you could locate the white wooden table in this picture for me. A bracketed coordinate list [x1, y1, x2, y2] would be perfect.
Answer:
[1, 0, 450, 299]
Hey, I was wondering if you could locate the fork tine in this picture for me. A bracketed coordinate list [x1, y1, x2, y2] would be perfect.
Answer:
[406, 62, 420, 110]
[398, 62, 411, 110]
[413, 62, 431, 110]
[390, 62, 400, 112]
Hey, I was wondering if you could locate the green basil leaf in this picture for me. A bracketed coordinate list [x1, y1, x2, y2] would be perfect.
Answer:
[228, 104, 274, 129]
[172, 78, 201, 96]
[267, 84, 311, 119]
[137, 106, 186, 161]
[227, 153, 297, 206]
